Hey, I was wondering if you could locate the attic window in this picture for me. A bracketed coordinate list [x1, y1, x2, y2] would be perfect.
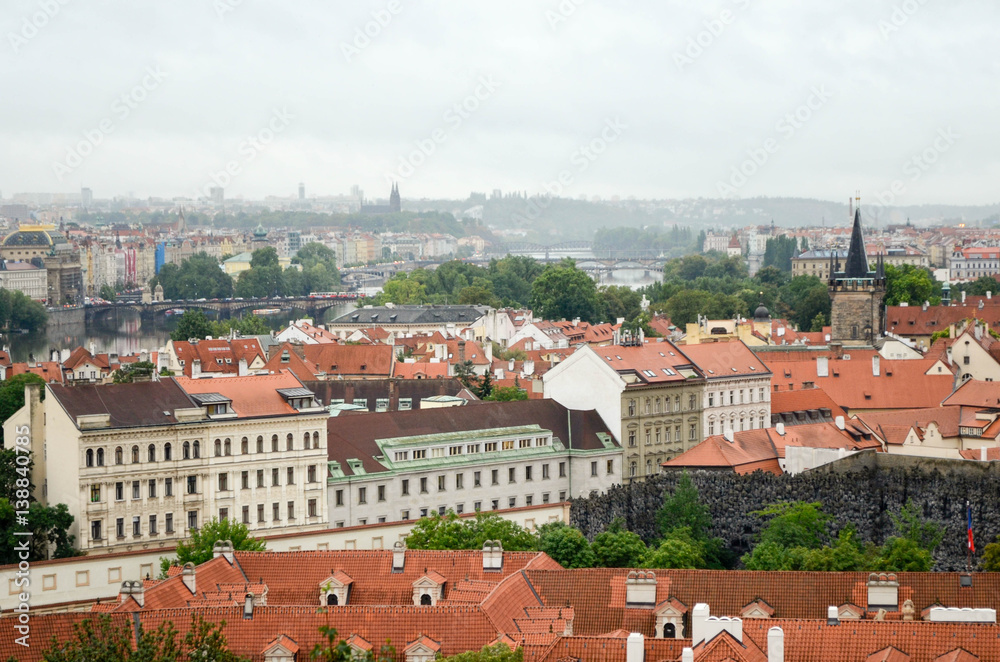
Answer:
[360, 364, 367, 370]
[864, 392, 872, 399]
[659, 352, 665, 356]
[351, 314, 359, 321]
[642, 370, 655, 377]
[750, 366, 756, 370]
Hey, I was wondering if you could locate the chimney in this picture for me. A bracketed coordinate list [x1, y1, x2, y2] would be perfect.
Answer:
[723, 428, 735, 443]
[181, 563, 196, 594]
[485, 341, 492, 364]
[922, 301, 929, 311]
[775, 422, 785, 436]
[243, 592, 254, 619]
[835, 416, 845, 431]
[238, 357, 248, 376]
[213, 539, 234, 564]
[681, 649, 694, 662]
[872, 355, 880, 377]
[982, 446, 988, 461]
[816, 356, 829, 377]
[827, 606, 840, 625]
[523, 360, 535, 376]
[626, 633, 644, 662]
[989, 291, 993, 300]
[866, 573, 899, 611]
[191, 359, 201, 378]
[483, 540, 503, 570]
[573, 317, 580, 327]
[120, 580, 145, 608]
[89, 342, 96, 355]
[625, 571, 657, 607]
[392, 541, 406, 572]
[61, 348, 70, 362]
[962, 290, 967, 304]
[691, 603, 710, 645]
[458, 340, 466, 363]
[829, 342, 843, 359]
[767, 627, 784, 662]
[508, 358, 515, 372]
[50, 349, 58, 362]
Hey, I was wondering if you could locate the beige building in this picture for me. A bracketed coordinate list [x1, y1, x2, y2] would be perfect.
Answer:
[0, 260, 47, 300]
[0, 225, 83, 304]
[792, 246, 928, 280]
[14, 373, 329, 554]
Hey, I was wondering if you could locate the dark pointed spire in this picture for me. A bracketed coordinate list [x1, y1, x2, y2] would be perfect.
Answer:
[842, 207, 871, 279]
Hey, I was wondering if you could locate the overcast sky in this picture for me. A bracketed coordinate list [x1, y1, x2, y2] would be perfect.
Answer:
[3, 0, 997, 204]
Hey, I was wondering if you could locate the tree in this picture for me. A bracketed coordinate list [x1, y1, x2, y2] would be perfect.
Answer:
[440, 644, 523, 662]
[656, 472, 711, 541]
[484, 385, 528, 401]
[112, 361, 156, 383]
[0, 499, 78, 563]
[884, 264, 941, 306]
[374, 274, 428, 305]
[643, 527, 706, 569]
[592, 518, 648, 567]
[600, 285, 642, 322]
[753, 502, 830, 550]
[0, 373, 45, 446]
[955, 275, 1000, 296]
[99, 283, 117, 301]
[293, 242, 341, 292]
[661, 289, 712, 327]
[213, 314, 270, 337]
[529, 259, 603, 323]
[536, 522, 596, 568]
[170, 310, 214, 341]
[404, 512, 537, 551]
[980, 534, 1000, 571]
[0, 289, 47, 332]
[149, 252, 233, 300]
[762, 235, 799, 272]
[183, 614, 248, 662]
[160, 518, 265, 576]
[40, 615, 177, 662]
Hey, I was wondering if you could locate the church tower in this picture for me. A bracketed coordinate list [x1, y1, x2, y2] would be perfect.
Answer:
[828, 204, 886, 344]
[389, 182, 401, 213]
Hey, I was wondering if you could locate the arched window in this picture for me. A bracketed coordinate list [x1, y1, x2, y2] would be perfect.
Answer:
[241, 437, 249, 454]
[164, 443, 172, 461]
[286, 434, 293, 451]
[327, 594, 338, 606]
[664, 623, 676, 638]
[115, 447, 124, 465]
[224, 438, 231, 456]
[131, 446, 139, 463]
[312, 431, 320, 449]
[646, 459, 652, 475]
[193, 440, 201, 459]
[183, 441, 191, 460]
[271, 435, 278, 452]
[214, 439, 222, 457]
[86, 449, 94, 467]
[96, 448, 105, 466]
[257, 436, 264, 453]
[303, 432, 310, 448]
[420, 594, 432, 606]
[148, 444, 156, 462]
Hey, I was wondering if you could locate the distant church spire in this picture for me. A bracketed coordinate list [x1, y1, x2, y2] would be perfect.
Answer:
[842, 206, 871, 279]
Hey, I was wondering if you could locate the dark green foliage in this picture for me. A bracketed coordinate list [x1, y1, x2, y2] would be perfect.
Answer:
[884, 263, 942, 306]
[404, 512, 538, 551]
[762, 235, 800, 272]
[170, 310, 214, 341]
[656, 472, 711, 541]
[0, 288, 48, 332]
[529, 259, 603, 323]
[592, 225, 697, 258]
[0, 373, 45, 445]
[159, 518, 265, 577]
[954, 275, 1000, 296]
[149, 252, 234, 300]
[0, 498, 79, 562]
[591, 518, 648, 567]
[536, 522, 596, 568]
[439, 644, 524, 662]
[112, 361, 156, 383]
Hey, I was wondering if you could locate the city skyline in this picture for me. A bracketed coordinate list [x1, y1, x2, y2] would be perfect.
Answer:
[3, 1, 997, 205]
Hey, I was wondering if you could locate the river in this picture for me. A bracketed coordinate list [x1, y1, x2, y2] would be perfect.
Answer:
[5, 302, 356, 363]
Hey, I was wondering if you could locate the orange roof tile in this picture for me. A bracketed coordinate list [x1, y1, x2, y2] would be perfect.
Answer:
[175, 372, 308, 418]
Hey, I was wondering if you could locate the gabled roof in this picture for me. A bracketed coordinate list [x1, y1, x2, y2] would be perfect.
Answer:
[942, 380, 1000, 409]
[176, 372, 311, 418]
[678, 339, 771, 379]
[329, 305, 488, 326]
[597, 341, 700, 385]
[49, 379, 196, 429]
[770, 387, 847, 423]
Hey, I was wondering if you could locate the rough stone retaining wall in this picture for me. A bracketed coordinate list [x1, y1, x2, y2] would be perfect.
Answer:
[569, 452, 1000, 571]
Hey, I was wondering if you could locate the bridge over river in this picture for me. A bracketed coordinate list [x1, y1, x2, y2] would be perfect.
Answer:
[82, 295, 360, 325]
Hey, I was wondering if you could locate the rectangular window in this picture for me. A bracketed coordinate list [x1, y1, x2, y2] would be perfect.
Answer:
[519, 438, 530, 449]
[708, 393, 714, 407]
[708, 421, 715, 435]
[218, 473, 228, 491]
[187, 511, 197, 531]
[89, 485, 100, 503]
[542, 493, 550, 504]
[474, 501, 482, 512]
[456, 503, 464, 514]
[257, 470, 264, 488]
[165, 513, 173, 533]
[420, 477, 428, 494]
[666, 427, 671, 442]
[491, 469, 499, 485]
[394, 451, 409, 462]
[466, 444, 480, 454]
[358, 487, 367, 504]
[115, 482, 123, 501]
[525, 495, 533, 506]
[502, 440, 514, 450]
[485, 442, 498, 452]
[559, 462, 566, 478]
[412, 449, 426, 460]
[431, 448, 444, 458]
[148, 480, 156, 498]
[689, 394, 696, 409]
[287, 467, 294, 485]
[91, 520, 102, 541]
[242, 506, 250, 524]
[449, 445, 462, 456]
[437, 475, 446, 491]
[628, 430, 636, 447]
[401, 479, 409, 496]
[607, 459, 614, 475]
[689, 424, 697, 441]
[401, 509, 410, 520]
[542, 464, 550, 479]
[186, 476, 197, 495]
[242, 471, 249, 489]
[132, 481, 140, 499]
[591, 461, 598, 477]
[559, 491, 566, 501]
[257, 504, 265, 523]
[456, 473, 464, 490]
[474, 471, 482, 487]
[491, 499, 499, 511]
[272, 503, 280, 521]
[525, 465, 533, 481]
[399, 398, 412, 410]
[508, 496, 516, 508]
[759, 387, 765, 401]
[272, 468, 279, 486]
[377, 485, 386, 502]
[116, 518, 124, 539]
[219, 508, 228, 522]
[335, 489, 344, 507]
[308, 499, 317, 517]
[287, 501, 295, 520]
[307, 465, 316, 483]
[508, 467, 516, 484]
[375, 398, 389, 412]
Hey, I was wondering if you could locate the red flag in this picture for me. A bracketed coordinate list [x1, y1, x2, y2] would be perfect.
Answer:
[968, 502, 975, 553]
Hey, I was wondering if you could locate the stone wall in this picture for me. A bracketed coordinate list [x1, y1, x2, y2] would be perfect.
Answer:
[570, 453, 1000, 571]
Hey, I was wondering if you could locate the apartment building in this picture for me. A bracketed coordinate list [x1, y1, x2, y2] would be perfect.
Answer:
[326, 400, 620, 526]
[39, 372, 329, 553]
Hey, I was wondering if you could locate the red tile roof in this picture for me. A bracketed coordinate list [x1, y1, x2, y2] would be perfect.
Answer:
[942, 380, 1000, 409]
[771, 387, 847, 422]
[597, 341, 696, 385]
[172, 338, 265, 377]
[679, 340, 772, 379]
[175, 371, 309, 418]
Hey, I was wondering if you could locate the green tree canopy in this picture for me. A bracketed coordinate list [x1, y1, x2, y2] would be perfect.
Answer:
[150, 252, 233, 300]
[404, 512, 538, 551]
[656, 472, 712, 541]
[643, 527, 706, 569]
[536, 522, 596, 568]
[439, 644, 523, 662]
[592, 518, 648, 567]
[170, 309, 214, 341]
[529, 259, 603, 323]
[884, 263, 942, 306]
[160, 518, 265, 577]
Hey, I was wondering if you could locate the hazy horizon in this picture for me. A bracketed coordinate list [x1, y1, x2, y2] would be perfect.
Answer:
[4, 1, 997, 205]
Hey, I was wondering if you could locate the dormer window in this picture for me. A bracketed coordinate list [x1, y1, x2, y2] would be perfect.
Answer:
[277, 387, 319, 411]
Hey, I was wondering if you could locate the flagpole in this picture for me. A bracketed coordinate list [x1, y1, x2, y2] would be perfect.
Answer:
[967, 500, 972, 573]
